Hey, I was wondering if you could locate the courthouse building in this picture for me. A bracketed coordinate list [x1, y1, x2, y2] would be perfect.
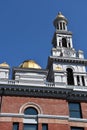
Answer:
[0, 12, 87, 130]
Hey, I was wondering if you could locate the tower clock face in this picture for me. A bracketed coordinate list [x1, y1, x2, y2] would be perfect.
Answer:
[64, 50, 72, 56]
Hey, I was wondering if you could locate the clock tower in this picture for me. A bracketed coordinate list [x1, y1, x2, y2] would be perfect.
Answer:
[47, 12, 87, 87]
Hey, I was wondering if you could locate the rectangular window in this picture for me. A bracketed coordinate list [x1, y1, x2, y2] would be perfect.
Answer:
[63, 22, 65, 30]
[68, 102, 82, 118]
[77, 76, 80, 86]
[71, 127, 84, 130]
[57, 23, 59, 29]
[24, 124, 38, 130]
[42, 124, 48, 130]
[81, 76, 85, 86]
[60, 22, 62, 30]
[13, 123, 19, 130]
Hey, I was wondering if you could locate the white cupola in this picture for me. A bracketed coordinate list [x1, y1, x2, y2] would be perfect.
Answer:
[53, 12, 68, 31]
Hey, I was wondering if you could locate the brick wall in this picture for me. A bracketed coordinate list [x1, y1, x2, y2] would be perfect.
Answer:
[1, 96, 87, 130]
[81, 102, 87, 118]
[0, 122, 12, 130]
[48, 124, 70, 130]
[1, 96, 69, 116]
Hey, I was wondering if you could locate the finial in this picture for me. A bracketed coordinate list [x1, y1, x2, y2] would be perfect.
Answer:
[58, 12, 62, 15]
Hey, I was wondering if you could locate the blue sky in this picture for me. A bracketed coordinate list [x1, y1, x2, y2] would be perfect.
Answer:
[0, 0, 87, 69]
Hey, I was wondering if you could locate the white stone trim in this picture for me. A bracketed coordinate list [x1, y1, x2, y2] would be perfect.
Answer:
[19, 102, 43, 114]
[0, 113, 87, 123]
[38, 114, 68, 120]
[23, 118, 37, 124]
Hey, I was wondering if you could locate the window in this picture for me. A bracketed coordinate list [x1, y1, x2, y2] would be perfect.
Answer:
[13, 123, 19, 130]
[24, 107, 38, 130]
[71, 127, 84, 130]
[81, 76, 85, 86]
[62, 38, 67, 47]
[67, 68, 74, 85]
[24, 124, 38, 130]
[57, 23, 59, 29]
[60, 22, 62, 30]
[42, 124, 48, 130]
[59, 42, 61, 47]
[69, 102, 82, 118]
[68, 43, 71, 48]
[63, 22, 65, 30]
[77, 76, 80, 86]
[24, 107, 38, 115]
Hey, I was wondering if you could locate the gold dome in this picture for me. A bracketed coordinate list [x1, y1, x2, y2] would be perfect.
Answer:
[19, 60, 41, 69]
[0, 62, 10, 68]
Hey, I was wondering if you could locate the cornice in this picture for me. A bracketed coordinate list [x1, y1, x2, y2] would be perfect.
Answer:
[55, 30, 72, 35]
[47, 56, 87, 69]
[0, 84, 87, 101]
[12, 67, 48, 75]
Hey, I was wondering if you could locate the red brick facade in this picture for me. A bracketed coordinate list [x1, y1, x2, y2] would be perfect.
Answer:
[0, 95, 87, 130]
[1, 96, 69, 115]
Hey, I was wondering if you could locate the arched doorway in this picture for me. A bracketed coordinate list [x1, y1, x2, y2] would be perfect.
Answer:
[67, 68, 74, 85]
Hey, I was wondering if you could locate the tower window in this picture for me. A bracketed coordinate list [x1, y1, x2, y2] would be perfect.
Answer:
[62, 38, 67, 47]
[24, 107, 38, 115]
[68, 43, 71, 48]
[63, 22, 65, 30]
[57, 23, 59, 29]
[77, 76, 80, 86]
[59, 42, 61, 47]
[81, 76, 85, 86]
[68, 102, 82, 118]
[67, 68, 74, 85]
[60, 22, 62, 30]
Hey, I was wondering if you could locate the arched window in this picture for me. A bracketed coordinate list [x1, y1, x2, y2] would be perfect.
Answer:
[24, 107, 38, 115]
[62, 38, 67, 47]
[24, 107, 38, 130]
[67, 68, 74, 85]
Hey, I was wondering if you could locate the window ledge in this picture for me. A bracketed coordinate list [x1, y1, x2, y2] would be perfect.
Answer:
[69, 117, 87, 123]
